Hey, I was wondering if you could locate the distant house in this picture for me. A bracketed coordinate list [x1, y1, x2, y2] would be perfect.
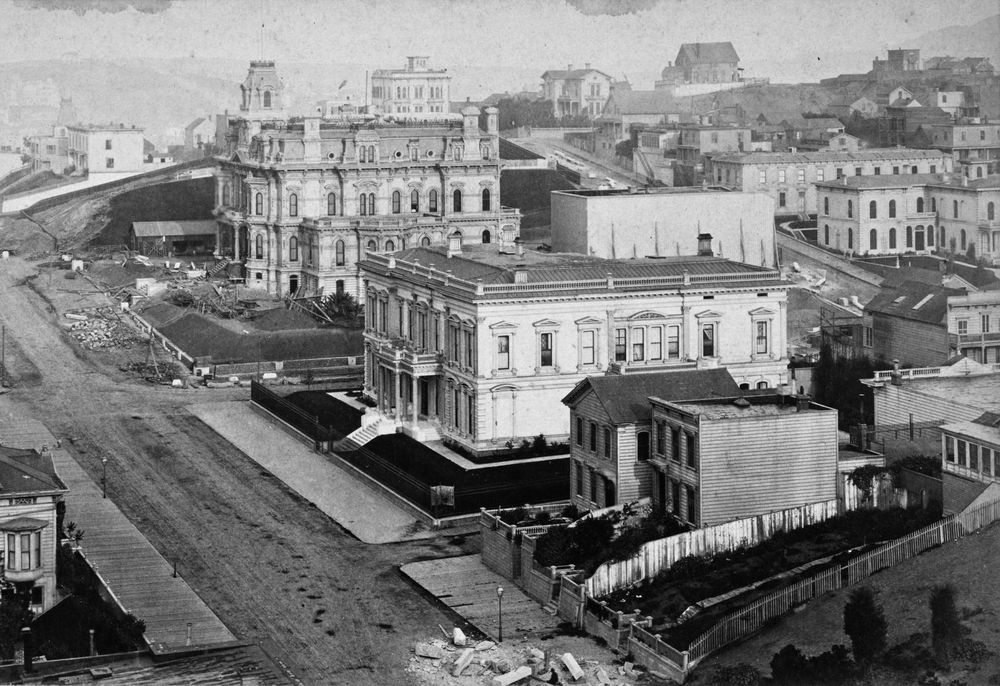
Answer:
[561, 369, 740, 512]
[595, 89, 688, 154]
[0, 443, 68, 614]
[940, 412, 1000, 514]
[673, 42, 741, 84]
[185, 116, 219, 151]
[540, 64, 613, 118]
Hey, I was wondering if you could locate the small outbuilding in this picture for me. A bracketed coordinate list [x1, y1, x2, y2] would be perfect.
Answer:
[130, 220, 217, 256]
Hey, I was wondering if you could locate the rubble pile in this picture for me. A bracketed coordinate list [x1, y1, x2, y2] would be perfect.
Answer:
[406, 633, 644, 686]
[67, 309, 139, 350]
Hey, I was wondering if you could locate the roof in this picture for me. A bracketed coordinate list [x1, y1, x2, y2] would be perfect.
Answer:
[712, 148, 947, 165]
[561, 369, 740, 424]
[185, 117, 207, 132]
[782, 117, 843, 130]
[131, 220, 219, 238]
[940, 414, 1000, 445]
[865, 279, 965, 325]
[604, 90, 680, 115]
[0, 445, 67, 495]
[676, 42, 740, 65]
[816, 172, 947, 190]
[667, 395, 831, 419]
[542, 68, 612, 80]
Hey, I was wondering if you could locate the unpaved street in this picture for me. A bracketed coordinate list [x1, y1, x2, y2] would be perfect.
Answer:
[0, 258, 474, 685]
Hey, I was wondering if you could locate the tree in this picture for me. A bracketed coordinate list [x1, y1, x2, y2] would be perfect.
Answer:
[930, 584, 961, 667]
[843, 586, 887, 666]
[0, 587, 33, 659]
[966, 242, 976, 263]
[615, 139, 636, 161]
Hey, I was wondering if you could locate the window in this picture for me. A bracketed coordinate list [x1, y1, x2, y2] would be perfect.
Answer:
[931, 198, 936, 212]
[497, 335, 510, 370]
[940, 227, 945, 247]
[429, 189, 438, 212]
[631, 327, 645, 361]
[327, 192, 337, 216]
[855, 167, 862, 176]
[848, 228, 853, 250]
[359, 146, 367, 163]
[981, 129, 987, 140]
[686, 486, 696, 522]
[778, 169, 786, 183]
[910, 165, 917, 174]
[289, 193, 298, 217]
[892, 166, 899, 175]
[671, 480, 680, 515]
[869, 200, 877, 219]
[5, 534, 12, 569]
[686, 433, 695, 468]
[614, 328, 627, 361]
[989, 202, 995, 221]
[410, 189, 419, 212]
[392, 190, 401, 214]
[889, 227, 896, 249]
[656, 422, 665, 454]
[864, 326, 873, 347]
[906, 226, 913, 248]
[33, 531, 41, 569]
[105, 138, 112, 150]
[889, 199, 896, 218]
[958, 320, 968, 334]
[671, 427, 680, 461]
[575, 417, 583, 446]
[384, 239, 395, 251]
[874, 167, 881, 176]
[222, 183, 230, 206]
[701, 324, 715, 357]
[779, 192, 786, 207]
[870, 228, 878, 250]
[836, 167, 843, 179]
[930, 165, 936, 173]
[420, 236, 431, 247]
[982, 314, 991, 333]
[289, 236, 298, 261]
[575, 461, 583, 495]
[580, 330, 595, 365]
[605, 428, 612, 458]
[590, 468, 598, 503]
[589, 422, 597, 452]
[482, 188, 491, 211]
[755, 321, 768, 354]
[482, 229, 491, 244]
[817, 168, 824, 182]
[822, 197, 828, 215]
[847, 200, 853, 218]
[648, 326, 662, 360]
[360, 194, 369, 216]
[410, 147, 418, 161]
[105, 157, 114, 169]
[255, 234, 264, 259]
[960, 229, 967, 250]
[758, 170, 766, 184]
[20, 534, 29, 570]
[667, 325, 679, 359]
[917, 197, 924, 213]
[453, 189, 462, 213]
[797, 168, 805, 183]
[637, 431, 649, 461]
[368, 145, 376, 161]
[539, 332, 553, 367]
[368, 192, 376, 214]
[335, 240, 345, 266]
[255, 192, 263, 215]
[263, 90, 272, 108]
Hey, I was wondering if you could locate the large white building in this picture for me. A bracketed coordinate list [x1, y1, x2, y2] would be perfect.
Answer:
[550, 187, 776, 267]
[214, 61, 518, 297]
[359, 237, 790, 457]
[67, 123, 145, 174]
[370, 57, 451, 115]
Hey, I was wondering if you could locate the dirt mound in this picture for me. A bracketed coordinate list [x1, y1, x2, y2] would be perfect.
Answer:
[252, 306, 320, 331]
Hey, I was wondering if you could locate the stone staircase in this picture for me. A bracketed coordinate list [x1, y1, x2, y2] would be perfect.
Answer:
[206, 258, 230, 278]
[334, 415, 394, 451]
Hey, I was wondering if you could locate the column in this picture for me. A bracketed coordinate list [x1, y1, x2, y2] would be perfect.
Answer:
[394, 368, 402, 419]
[411, 374, 419, 425]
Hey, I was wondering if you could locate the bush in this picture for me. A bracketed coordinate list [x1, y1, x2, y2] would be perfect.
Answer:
[844, 586, 887, 665]
[930, 584, 962, 667]
[809, 644, 854, 683]
[716, 663, 760, 686]
[771, 644, 809, 683]
[170, 290, 195, 307]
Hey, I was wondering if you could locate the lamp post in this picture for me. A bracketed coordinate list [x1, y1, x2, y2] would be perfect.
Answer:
[496, 586, 504, 642]
[101, 457, 108, 499]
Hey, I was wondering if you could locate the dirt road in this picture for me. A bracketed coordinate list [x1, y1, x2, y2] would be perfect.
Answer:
[0, 258, 475, 685]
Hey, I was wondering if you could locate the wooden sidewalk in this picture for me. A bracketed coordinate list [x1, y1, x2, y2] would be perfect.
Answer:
[401, 555, 560, 641]
[2, 417, 239, 656]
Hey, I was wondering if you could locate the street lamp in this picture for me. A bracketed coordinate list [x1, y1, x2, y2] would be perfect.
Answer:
[101, 457, 108, 499]
[496, 586, 504, 642]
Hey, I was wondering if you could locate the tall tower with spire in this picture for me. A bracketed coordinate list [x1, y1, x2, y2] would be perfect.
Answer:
[239, 61, 284, 121]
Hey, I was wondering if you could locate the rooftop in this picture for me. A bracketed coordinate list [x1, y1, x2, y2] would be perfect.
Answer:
[662, 394, 830, 419]
[552, 186, 734, 198]
[870, 362, 1000, 413]
[131, 220, 218, 238]
[712, 148, 948, 165]
[676, 42, 740, 65]
[0, 444, 67, 496]
[941, 415, 1000, 445]
[865, 279, 963, 324]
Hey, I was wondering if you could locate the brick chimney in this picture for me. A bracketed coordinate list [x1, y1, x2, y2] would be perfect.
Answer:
[697, 233, 714, 256]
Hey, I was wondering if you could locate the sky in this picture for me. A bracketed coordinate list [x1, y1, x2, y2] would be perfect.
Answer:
[2, 0, 998, 87]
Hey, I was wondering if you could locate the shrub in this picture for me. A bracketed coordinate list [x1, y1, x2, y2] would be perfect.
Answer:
[930, 584, 962, 667]
[716, 663, 761, 686]
[170, 290, 195, 307]
[809, 644, 854, 683]
[844, 586, 887, 665]
[883, 636, 934, 673]
[770, 644, 809, 683]
[668, 555, 712, 582]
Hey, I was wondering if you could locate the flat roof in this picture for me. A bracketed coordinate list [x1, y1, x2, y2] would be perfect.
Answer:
[941, 419, 1000, 445]
[901, 374, 1000, 413]
[552, 186, 734, 198]
[131, 220, 218, 238]
[663, 395, 830, 419]
[712, 148, 947, 165]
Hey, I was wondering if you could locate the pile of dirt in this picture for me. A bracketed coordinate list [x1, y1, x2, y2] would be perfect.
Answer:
[87, 260, 163, 289]
[252, 306, 320, 331]
[67, 311, 140, 350]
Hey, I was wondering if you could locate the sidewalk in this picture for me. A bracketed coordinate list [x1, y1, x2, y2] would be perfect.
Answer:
[1, 416, 238, 657]
[189, 400, 442, 544]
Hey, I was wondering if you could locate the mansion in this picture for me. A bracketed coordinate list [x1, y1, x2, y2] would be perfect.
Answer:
[214, 60, 520, 298]
[359, 234, 790, 457]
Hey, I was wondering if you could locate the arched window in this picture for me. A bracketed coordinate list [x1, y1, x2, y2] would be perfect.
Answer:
[263, 90, 272, 108]
[869, 200, 877, 219]
[392, 190, 401, 214]
[481, 230, 491, 244]
[368, 193, 376, 215]
[917, 197, 924, 213]
[953, 200, 959, 218]
[906, 226, 912, 248]
[359, 146, 367, 163]
[927, 225, 934, 246]
[255, 192, 263, 215]
[368, 145, 376, 161]
[385, 239, 395, 252]
[289, 237, 298, 261]
[453, 189, 462, 213]
[824, 225, 830, 245]
[889, 199, 896, 218]
[756, 381, 769, 389]
[289, 193, 298, 217]
[222, 183, 230, 206]
[931, 198, 936, 212]
[255, 234, 263, 259]
[366, 239, 377, 253]
[847, 200, 853, 218]
[327, 192, 336, 216]
[410, 189, 419, 212]
[359, 194, 367, 216]
[869, 228, 878, 250]
[848, 228, 853, 250]
[420, 236, 431, 247]
[989, 202, 996, 221]
[889, 228, 896, 249]
[482, 188, 491, 211]
[823, 197, 829, 215]
[335, 240, 345, 266]
[940, 227, 946, 247]
[960, 229, 967, 250]
[429, 189, 438, 213]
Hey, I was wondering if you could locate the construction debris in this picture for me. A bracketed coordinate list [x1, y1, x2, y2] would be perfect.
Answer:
[452, 628, 467, 647]
[451, 648, 474, 677]
[67, 309, 139, 350]
[415, 643, 445, 660]
[560, 653, 584, 681]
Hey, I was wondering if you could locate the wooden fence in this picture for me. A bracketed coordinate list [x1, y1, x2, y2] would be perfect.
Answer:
[585, 499, 841, 598]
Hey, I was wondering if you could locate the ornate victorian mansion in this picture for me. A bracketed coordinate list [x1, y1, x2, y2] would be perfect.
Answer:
[214, 61, 520, 298]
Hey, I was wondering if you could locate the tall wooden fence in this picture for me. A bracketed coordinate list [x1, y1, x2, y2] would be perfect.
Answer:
[250, 380, 337, 447]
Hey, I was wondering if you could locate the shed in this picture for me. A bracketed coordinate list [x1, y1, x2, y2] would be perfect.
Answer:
[130, 220, 217, 256]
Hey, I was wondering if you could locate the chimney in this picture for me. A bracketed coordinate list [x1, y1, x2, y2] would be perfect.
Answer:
[697, 233, 714, 256]
[890, 359, 902, 386]
[514, 268, 527, 283]
[447, 231, 463, 257]
[515, 239, 524, 257]
[585, 62, 591, 70]
[795, 395, 811, 412]
[568, 63, 574, 71]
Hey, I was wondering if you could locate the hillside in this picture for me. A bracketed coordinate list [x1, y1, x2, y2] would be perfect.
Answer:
[911, 14, 1000, 65]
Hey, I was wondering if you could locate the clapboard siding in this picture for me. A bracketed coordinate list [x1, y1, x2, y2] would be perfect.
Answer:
[699, 411, 839, 526]
[874, 384, 983, 426]
[872, 314, 948, 367]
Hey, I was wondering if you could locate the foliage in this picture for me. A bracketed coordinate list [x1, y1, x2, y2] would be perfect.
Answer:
[930, 584, 962, 667]
[715, 662, 761, 686]
[170, 289, 195, 307]
[320, 292, 362, 324]
[0, 589, 33, 659]
[889, 455, 941, 479]
[770, 644, 809, 683]
[487, 98, 557, 130]
[883, 635, 935, 673]
[848, 464, 888, 503]
[615, 139, 636, 161]
[844, 586, 887, 665]
[769, 644, 854, 684]
[813, 343, 889, 428]
[532, 434, 547, 451]
[809, 645, 855, 682]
